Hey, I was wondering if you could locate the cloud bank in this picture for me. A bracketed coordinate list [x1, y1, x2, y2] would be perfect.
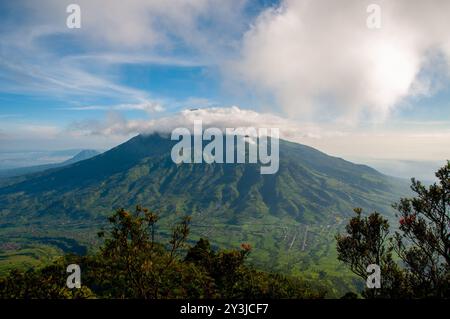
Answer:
[66, 106, 450, 163]
[71, 106, 313, 138]
[231, 0, 450, 121]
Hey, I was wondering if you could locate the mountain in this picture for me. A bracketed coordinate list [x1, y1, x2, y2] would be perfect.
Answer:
[0, 149, 100, 179]
[59, 149, 101, 166]
[0, 134, 409, 295]
[0, 134, 406, 223]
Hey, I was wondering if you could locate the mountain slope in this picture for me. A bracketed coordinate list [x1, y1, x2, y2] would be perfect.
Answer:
[60, 150, 100, 166]
[0, 134, 409, 295]
[0, 134, 404, 224]
[0, 149, 100, 179]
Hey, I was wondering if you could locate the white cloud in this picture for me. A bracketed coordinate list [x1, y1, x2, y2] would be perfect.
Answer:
[3, 106, 449, 167]
[72, 106, 312, 137]
[0, 120, 125, 152]
[17, 0, 248, 55]
[0, 0, 249, 109]
[63, 53, 206, 67]
[66, 106, 450, 162]
[66, 101, 164, 113]
[115, 101, 164, 113]
[5, 0, 450, 126]
[0, 0, 259, 133]
[0, 49, 153, 102]
[230, 0, 450, 122]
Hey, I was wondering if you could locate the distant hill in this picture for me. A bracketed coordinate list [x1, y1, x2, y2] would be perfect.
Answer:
[0, 134, 410, 295]
[0, 149, 100, 178]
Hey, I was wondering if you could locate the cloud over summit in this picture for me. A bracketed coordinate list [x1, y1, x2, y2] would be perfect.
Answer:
[75, 106, 310, 140]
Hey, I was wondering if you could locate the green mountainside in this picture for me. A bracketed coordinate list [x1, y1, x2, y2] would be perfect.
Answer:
[0, 134, 409, 296]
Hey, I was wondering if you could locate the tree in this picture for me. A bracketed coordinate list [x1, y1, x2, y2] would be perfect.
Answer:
[0, 262, 95, 299]
[94, 206, 196, 298]
[1, 206, 323, 299]
[336, 208, 406, 298]
[337, 161, 450, 298]
[393, 161, 450, 298]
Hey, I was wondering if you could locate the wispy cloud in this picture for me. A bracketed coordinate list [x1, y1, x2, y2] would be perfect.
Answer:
[0, 114, 21, 119]
[63, 53, 208, 68]
[61, 101, 165, 113]
[0, 0, 248, 112]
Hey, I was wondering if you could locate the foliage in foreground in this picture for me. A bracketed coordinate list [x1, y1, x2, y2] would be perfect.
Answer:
[0, 206, 324, 299]
[337, 161, 450, 298]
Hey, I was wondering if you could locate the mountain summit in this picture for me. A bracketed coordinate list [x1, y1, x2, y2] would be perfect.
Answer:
[0, 134, 404, 224]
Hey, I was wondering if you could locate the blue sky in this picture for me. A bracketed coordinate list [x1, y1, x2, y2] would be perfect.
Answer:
[0, 0, 449, 179]
[0, 1, 273, 126]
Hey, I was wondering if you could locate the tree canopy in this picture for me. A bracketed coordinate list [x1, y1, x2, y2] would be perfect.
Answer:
[0, 206, 323, 299]
[337, 161, 450, 298]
